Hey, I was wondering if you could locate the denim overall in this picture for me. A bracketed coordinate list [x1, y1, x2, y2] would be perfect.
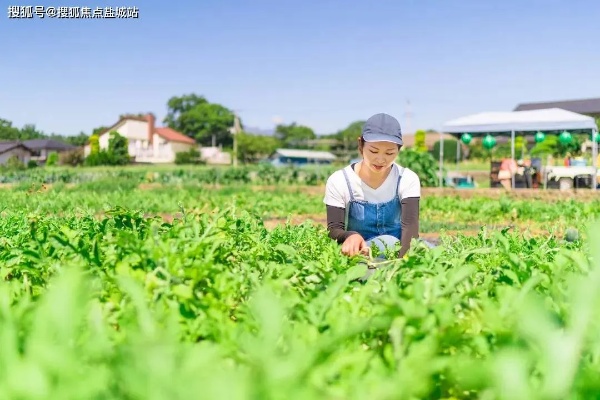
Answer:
[342, 164, 402, 258]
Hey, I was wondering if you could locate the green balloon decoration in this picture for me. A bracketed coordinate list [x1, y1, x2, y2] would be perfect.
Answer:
[482, 134, 496, 150]
[461, 133, 472, 145]
[559, 130, 572, 145]
[534, 131, 545, 143]
[591, 132, 600, 143]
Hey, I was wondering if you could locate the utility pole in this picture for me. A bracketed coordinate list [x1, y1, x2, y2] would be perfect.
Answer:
[231, 111, 242, 167]
[404, 99, 413, 134]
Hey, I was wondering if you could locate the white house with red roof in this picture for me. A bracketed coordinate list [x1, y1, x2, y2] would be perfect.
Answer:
[84, 113, 199, 163]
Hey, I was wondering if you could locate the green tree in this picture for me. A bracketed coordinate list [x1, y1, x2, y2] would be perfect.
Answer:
[163, 94, 234, 147]
[18, 124, 45, 140]
[89, 134, 100, 155]
[62, 132, 89, 147]
[107, 131, 129, 165]
[275, 123, 316, 147]
[0, 119, 21, 140]
[237, 132, 281, 163]
[530, 134, 558, 158]
[529, 133, 585, 158]
[431, 138, 463, 162]
[515, 136, 527, 158]
[334, 121, 364, 149]
[414, 130, 427, 152]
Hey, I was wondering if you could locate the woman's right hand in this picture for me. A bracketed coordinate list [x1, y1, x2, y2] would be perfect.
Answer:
[341, 234, 368, 257]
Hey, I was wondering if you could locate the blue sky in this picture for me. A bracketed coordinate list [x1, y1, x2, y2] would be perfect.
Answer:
[2, 0, 599, 137]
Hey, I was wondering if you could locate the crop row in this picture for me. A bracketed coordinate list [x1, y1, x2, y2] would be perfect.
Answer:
[0, 202, 599, 398]
[2, 183, 598, 238]
[0, 165, 339, 186]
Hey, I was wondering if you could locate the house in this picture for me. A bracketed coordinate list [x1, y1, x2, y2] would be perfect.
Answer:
[0, 141, 33, 165]
[23, 139, 76, 164]
[269, 148, 336, 166]
[84, 113, 198, 163]
[514, 97, 600, 119]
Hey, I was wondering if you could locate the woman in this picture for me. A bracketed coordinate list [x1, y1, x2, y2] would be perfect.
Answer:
[323, 113, 422, 259]
[498, 157, 517, 190]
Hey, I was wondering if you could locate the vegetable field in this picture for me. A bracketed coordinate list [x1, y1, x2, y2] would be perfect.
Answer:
[1, 170, 600, 399]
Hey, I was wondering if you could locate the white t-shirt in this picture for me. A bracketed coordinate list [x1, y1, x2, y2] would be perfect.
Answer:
[323, 162, 421, 209]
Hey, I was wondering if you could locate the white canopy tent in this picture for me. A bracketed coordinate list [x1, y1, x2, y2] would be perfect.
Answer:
[439, 108, 598, 190]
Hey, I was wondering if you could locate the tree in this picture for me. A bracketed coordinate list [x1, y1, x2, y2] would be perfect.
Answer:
[431, 138, 463, 162]
[164, 94, 234, 147]
[335, 121, 364, 140]
[89, 134, 100, 155]
[237, 132, 281, 163]
[274, 122, 316, 147]
[107, 131, 129, 165]
[515, 136, 527, 158]
[62, 132, 89, 147]
[530, 134, 557, 158]
[414, 130, 427, 152]
[529, 133, 585, 158]
[0, 119, 21, 140]
[85, 131, 129, 166]
[19, 124, 45, 140]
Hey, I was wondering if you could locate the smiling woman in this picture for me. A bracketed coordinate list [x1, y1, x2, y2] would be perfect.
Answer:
[323, 113, 425, 259]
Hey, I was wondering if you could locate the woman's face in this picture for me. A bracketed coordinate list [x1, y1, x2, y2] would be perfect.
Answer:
[359, 140, 400, 173]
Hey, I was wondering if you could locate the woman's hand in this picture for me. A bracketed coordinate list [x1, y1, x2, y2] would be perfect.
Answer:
[341, 234, 368, 257]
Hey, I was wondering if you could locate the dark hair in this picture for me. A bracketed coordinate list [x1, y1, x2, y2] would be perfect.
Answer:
[360, 136, 401, 150]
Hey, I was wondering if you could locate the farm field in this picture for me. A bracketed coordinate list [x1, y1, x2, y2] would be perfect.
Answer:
[1, 166, 600, 399]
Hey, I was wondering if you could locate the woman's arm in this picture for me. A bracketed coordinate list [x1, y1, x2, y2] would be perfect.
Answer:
[398, 197, 420, 258]
[326, 205, 359, 243]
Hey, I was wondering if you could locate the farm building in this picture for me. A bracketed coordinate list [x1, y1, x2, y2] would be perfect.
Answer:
[24, 139, 76, 164]
[269, 148, 336, 166]
[84, 113, 200, 164]
[0, 141, 33, 165]
[514, 97, 600, 119]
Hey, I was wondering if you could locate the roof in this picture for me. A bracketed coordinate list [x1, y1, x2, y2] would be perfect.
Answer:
[95, 114, 196, 145]
[274, 148, 336, 160]
[0, 141, 32, 155]
[514, 97, 600, 114]
[23, 139, 75, 151]
[155, 127, 196, 145]
[442, 108, 597, 135]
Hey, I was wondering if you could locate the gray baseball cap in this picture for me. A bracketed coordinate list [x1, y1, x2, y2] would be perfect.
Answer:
[362, 113, 403, 145]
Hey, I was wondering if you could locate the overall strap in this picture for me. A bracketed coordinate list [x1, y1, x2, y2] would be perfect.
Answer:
[341, 168, 355, 201]
[395, 165, 403, 200]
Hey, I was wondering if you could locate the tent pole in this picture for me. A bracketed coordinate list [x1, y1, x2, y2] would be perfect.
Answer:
[593, 128, 598, 191]
[456, 139, 460, 169]
[511, 130, 515, 189]
[439, 132, 444, 187]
